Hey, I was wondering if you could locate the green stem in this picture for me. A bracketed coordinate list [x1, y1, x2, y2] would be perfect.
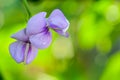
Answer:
[22, 0, 32, 20]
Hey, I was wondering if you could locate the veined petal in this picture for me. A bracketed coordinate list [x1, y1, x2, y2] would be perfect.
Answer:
[25, 44, 38, 64]
[9, 41, 26, 63]
[26, 12, 47, 36]
[11, 29, 29, 41]
[47, 9, 70, 30]
[30, 30, 52, 49]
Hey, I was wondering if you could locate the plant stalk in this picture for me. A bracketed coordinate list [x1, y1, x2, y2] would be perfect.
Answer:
[22, 0, 32, 20]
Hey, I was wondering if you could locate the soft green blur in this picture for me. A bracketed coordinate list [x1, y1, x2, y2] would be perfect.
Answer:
[0, 0, 120, 80]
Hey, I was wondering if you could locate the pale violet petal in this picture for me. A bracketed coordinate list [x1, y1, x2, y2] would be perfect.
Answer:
[9, 41, 26, 63]
[26, 12, 47, 36]
[11, 29, 29, 41]
[47, 9, 69, 30]
[30, 30, 52, 49]
[54, 29, 69, 37]
[25, 44, 38, 64]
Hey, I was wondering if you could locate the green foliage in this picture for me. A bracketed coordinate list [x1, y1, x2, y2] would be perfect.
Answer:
[100, 51, 120, 80]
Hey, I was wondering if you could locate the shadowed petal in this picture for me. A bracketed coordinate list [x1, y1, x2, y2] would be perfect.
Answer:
[48, 9, 70, 30]
[25, 44, 38, 64]
[26, 12, 47, 36]
[9, 41, 26, 63]
[11, 29, 29, 41]
[54, 29, 69, 37]
[30, 30, 52, 49]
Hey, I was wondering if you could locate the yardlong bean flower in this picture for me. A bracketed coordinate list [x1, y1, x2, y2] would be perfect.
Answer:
[9, 9, 70, 64]
[26, 9, 69, 49]
[9, 29, 38, 64]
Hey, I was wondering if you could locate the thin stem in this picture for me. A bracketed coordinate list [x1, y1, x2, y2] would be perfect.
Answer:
[22, 0, 32, 20]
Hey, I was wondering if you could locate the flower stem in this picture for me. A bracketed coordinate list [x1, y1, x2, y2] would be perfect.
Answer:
[22, 0, 32, 20]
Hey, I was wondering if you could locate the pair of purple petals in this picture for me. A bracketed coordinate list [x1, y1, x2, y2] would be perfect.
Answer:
[9, 9, 70, 64]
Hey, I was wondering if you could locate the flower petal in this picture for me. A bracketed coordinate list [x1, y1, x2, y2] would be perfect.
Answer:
[25, 44, 38, 64]
[26, 12, 47, 36]
[54, 29, 69, 37]
[30, 30, 52, 49]
[48, 9, 70, 30]
[11, 29, 29, 41]
[9, 41, 26, 63]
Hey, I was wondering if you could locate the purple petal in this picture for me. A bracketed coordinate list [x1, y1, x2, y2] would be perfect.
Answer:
[29, 30, 52, 49]
[47, 9, 70, 30]
[25, 44, 38, 64]
[26, 12, 47, 36]
[54, 29, 69, 37]
[11, 29, 29, 41]
[9, 41, 26, 63]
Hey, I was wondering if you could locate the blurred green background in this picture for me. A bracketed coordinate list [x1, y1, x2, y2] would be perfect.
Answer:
[0, 0, 120, 80]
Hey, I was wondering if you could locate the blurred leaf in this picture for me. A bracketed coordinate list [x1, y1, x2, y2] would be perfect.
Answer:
[100, 51, 120, 80]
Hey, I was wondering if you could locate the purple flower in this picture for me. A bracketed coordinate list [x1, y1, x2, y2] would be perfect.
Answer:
[9, 29, 38, 64]
[9, 9, 69, 64]
[26, 9, 69, 49]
